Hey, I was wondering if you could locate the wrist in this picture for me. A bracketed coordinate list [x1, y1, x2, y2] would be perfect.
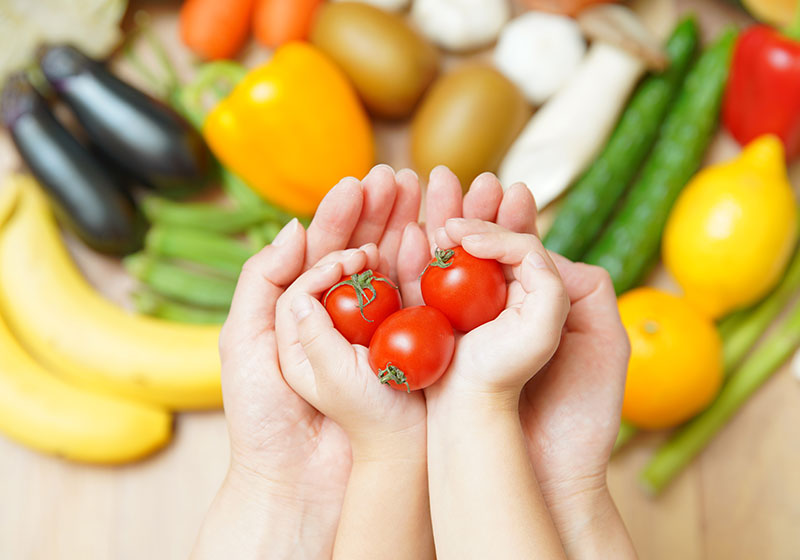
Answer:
[192, 465, 310, 560]
[427, 385, 521, 422]
[349, 421, 427, 464]
[539, 477, 635, 559]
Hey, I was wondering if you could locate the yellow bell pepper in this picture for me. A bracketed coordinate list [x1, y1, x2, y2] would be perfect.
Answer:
[203, 42, 374, 216]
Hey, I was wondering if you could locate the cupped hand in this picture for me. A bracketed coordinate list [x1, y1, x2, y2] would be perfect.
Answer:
[275, 247, 427, 452]
[424, 219, 570, 401]
[214, 164, 421, 557]
[519, 256, 630, 507]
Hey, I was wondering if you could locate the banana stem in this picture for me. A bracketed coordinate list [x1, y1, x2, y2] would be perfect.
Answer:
[132, 289, 228, 324]
[145, 225, 252, 277]
[142, 196, 272, 234]
[640, 295, 800, 494]
[125, 254, 236, 309]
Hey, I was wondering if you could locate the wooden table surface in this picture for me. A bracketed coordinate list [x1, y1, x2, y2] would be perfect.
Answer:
[2, 1, 800, 559]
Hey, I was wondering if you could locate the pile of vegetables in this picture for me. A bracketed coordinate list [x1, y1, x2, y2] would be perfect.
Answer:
[1, 0, 799, 487]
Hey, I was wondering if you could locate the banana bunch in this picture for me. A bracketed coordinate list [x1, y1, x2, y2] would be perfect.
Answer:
[0, 175, 223, 464]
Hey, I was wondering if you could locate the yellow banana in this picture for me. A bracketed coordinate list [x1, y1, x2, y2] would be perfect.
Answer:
[0, 181, 171, 463]
[0, 176, 223, 410]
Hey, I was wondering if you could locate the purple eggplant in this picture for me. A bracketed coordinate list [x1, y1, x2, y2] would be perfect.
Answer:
[39, 45, 212, 196]
[1, 73, 146, 255]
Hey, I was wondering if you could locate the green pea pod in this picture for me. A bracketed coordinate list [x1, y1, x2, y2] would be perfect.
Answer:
[132, 289, 229, 325]
[544, 18, 699, 260]
[124, 253, 236, 309]
[583, 28, 737, 294]
[145, 225, 253, 277]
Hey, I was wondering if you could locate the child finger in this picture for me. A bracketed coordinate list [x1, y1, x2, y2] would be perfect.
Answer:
[291, 293, 355, 398]
[304, 177, 364, 269]
[349, 164, 398, 248]
[460, 230, 558, 274]
[497, 182, 538, 236]
[462, 172, 503, 222]
[442, 217, 506, 246]
[518, 252, 571, 357]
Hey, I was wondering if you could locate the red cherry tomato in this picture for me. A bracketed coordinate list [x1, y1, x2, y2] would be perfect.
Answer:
[368, 306, 455, 392]
[420, 247, 506, 331]
[323, 269, 401, 346]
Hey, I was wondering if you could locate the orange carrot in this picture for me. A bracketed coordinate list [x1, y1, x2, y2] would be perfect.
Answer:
[253, 0, 323, 48]
[180, 0, 254, 60]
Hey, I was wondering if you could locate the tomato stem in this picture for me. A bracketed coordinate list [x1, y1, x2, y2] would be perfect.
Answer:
[378, 363, 411, 393]
[421, 247, 455, 278]
[323, 269, 398, 322]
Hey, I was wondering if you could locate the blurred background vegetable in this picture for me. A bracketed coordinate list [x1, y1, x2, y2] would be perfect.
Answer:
[253, 0, 323, 47]
[333, 0, 409, 9]
[203, 42, 374, 215]
[0, 0, 126, 85]
[179, 0, 253, 60]
[641, 290, 800, 494]
[39, 44, 213, 196]
[722, 19, 800, 160]
[411, 0, 511, 52]
[310, 2, 439, 119]
[493, 12, 587, 106]
[584, 28, 737, 293]
[498, 41, 647, 208]
[1, 74, 146, 255]
[544, 17, 698, 259]
[411, 64, 529, 189]
[618, 287, 723, 430]
[663, 135, 798, 318]
[741, 0, 796, 26]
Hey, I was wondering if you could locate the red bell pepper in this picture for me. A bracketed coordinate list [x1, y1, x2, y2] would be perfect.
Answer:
[723, 11, 800, 161]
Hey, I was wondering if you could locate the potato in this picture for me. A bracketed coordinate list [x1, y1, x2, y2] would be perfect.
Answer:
[310, 2, 439, 119]
[411, 65, 530, 190]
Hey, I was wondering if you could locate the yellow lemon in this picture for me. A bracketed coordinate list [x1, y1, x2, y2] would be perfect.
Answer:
[619, 288, 723, 430]
[663, 135, 797, 319]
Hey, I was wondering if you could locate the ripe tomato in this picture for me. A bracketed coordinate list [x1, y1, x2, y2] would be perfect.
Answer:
[420, 247, 506, 331]
[324, 269, 401, 346]
[368, 306, 455, 392]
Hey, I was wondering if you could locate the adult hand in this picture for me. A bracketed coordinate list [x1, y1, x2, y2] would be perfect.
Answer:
[192, 165, 421, 560]
[519, 255, 635, 559]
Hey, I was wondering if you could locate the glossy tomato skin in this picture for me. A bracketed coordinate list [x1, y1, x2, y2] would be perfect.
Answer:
[324, 270, 401, 346]
[368, 306, 455, 392]
[421, 247, 506, 331]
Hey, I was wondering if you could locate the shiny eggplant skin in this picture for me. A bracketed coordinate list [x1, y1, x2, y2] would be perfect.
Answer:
[39, 45, 212, 195]
[1, 73, 147, 255]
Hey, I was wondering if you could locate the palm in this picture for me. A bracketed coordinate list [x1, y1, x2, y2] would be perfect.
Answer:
[222, 328, 352, 510]
[220, 165, 422, 546]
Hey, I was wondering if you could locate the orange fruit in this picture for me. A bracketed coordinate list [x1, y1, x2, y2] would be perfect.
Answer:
[618, 287, 723, 430]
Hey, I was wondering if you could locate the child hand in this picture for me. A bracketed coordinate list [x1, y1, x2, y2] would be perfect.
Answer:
[425, 218, 571, 403]
[275, 246, 427, 455]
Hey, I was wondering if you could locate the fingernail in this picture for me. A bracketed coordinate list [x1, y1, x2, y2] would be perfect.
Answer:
[463, 234, 484, 243]
[272, 218, 298, 246]
[526, 251, 548, 269]
[292, 294, 314, 321]
[396, 168, 418, 180]
[320, 262, 338, 273]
